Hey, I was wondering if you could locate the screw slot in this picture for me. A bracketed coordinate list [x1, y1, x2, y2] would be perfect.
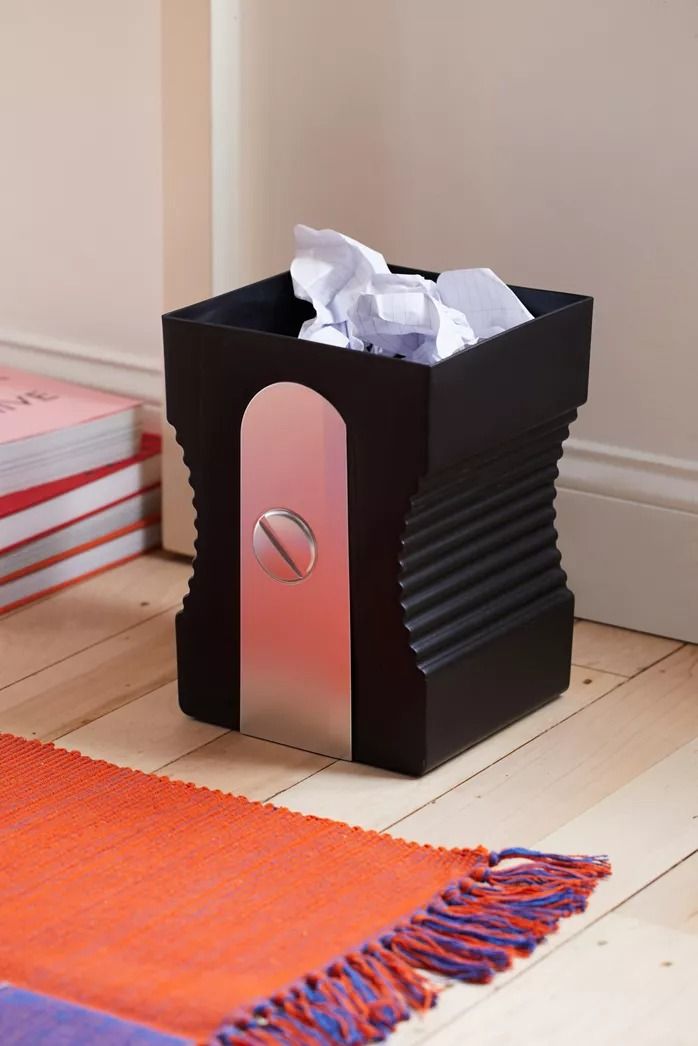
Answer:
[252, 509, 317, 584]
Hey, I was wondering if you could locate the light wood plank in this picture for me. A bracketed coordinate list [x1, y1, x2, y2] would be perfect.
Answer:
[0, 552, 190, 689]
[55, 681, 225, 772]
[0, 609, 178, 740]
[274, 666, 624, 828]
[426, 913, 697, 1046]
[156, 732, 334, 802]
[389, 645, 698, 849]
[572, 619, 682, 677]
[622, 852, 698, 935]
[441, 856, 698, 1046]
[393, 740, 698, 1044]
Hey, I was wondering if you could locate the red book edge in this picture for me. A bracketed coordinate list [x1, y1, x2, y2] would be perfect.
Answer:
[0, 514, 162, 584]
[0, 432, 161, 518]
[0, 520, 161, 616]
[2, 483, 161, 555]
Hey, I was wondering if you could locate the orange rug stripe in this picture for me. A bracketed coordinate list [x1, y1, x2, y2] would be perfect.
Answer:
[0, 734, 610, 1044]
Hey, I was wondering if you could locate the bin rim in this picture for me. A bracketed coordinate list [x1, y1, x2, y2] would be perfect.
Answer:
[162, 269, 593, 370]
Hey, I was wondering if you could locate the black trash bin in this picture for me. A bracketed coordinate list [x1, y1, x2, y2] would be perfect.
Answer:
[163, 266, 592, 776]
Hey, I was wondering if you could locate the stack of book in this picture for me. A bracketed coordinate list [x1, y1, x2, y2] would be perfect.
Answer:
[0, 366, 161, 614]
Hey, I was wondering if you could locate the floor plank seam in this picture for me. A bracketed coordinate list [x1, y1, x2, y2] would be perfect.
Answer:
[154, 737, 339, 803]
[604, 848, 698, 918]
[418, 845, 698, 1042]
[53, 724, 227, 773]
[571, 660, 631, 678]
[571, 641, 687, 679]
[636, 641, 691, 674]
[0, 604, 183, 694]
[381, 673, 630, 835]
[48, 672, 181, 743]
[153, 730, 235, 776]
[265, 758, 340, 804]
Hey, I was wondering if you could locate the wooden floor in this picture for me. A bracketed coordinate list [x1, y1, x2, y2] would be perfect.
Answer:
[1, 551, 696, 1045]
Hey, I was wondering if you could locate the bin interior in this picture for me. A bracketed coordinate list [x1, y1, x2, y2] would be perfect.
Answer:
[168, 269, 589, 363]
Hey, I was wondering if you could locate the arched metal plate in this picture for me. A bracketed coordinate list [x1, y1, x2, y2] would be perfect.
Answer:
[240, 382, 352, 759]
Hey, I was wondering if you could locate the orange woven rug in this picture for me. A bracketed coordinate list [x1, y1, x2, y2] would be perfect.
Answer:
[0, 734, 610, 1044]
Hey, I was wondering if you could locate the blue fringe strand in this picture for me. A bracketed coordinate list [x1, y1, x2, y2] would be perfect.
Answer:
[214, 846, 610, 1045]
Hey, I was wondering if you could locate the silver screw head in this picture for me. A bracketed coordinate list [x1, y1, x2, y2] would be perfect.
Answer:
[252, 509, 317, 583]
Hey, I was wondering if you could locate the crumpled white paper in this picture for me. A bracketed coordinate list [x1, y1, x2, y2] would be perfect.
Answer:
[290, 224, 533, 363]
[436, 267, 533, 342]
[349, 272, 477, 363]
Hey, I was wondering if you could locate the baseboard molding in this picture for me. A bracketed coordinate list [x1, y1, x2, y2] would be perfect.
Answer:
[0, 328, 164, 433]
[0, 327, 163, 401]
[558, 439, 698, 643]
[560, 437, 698, 515]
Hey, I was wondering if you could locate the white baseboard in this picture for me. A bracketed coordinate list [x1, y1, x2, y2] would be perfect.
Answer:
[0, 328, 163, 431]
[560, 437, 698, 515]
[558, 439, 698, 643]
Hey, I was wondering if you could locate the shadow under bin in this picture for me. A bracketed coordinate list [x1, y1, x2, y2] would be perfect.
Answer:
[163, 266, 593, 776]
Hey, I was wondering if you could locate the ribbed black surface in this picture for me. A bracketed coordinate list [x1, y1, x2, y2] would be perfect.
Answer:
[400, 412, 576, 675]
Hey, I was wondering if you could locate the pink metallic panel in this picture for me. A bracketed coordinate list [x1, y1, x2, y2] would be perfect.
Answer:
[239, 382, 352, 758]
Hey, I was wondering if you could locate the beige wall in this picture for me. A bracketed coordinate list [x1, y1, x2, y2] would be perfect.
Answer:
[3, 0, 693, 456]
[0, 1, 163, 362]
[236, 0, 698, 462]
[0, 0, 210, 408]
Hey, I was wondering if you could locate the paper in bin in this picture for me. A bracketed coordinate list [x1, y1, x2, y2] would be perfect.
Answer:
[291, 225, 533, 363]
[291, 225, 387, 350]
[436, 267, 533, 342]
[349, 272, 477, 362]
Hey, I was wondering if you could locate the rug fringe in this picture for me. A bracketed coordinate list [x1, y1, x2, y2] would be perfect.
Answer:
[213, 847, 610, 1045]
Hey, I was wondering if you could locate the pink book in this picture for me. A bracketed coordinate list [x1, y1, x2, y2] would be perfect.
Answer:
[0, 366, 141, 497]
[0, 433, 161, 551]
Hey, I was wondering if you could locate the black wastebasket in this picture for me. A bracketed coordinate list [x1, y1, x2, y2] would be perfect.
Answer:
[163, 266, 592, 776]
